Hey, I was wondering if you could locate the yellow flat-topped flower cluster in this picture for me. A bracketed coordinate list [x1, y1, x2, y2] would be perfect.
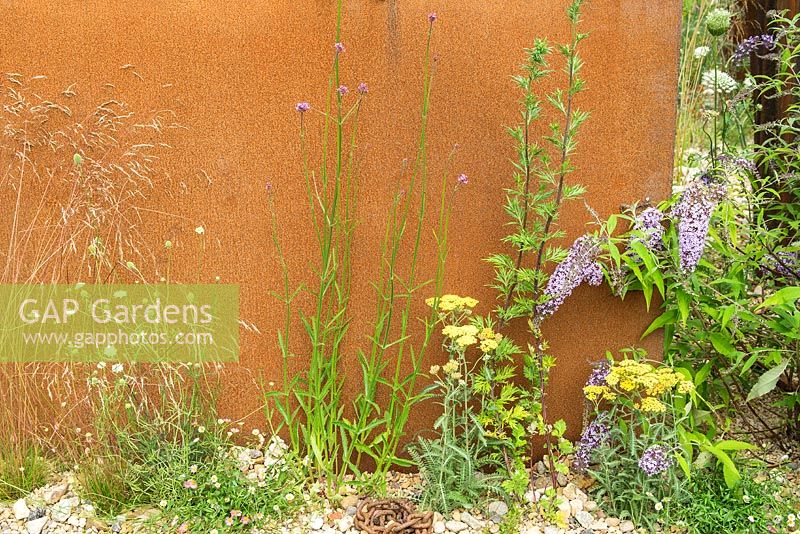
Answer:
[478, 327, 502, 353]
[443, 324, 479, 347]
[583, 358, 694, 413]
[425, 294, 478, 313]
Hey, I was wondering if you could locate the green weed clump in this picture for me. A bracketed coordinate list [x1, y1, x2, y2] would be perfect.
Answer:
[0, 442, 51, 502]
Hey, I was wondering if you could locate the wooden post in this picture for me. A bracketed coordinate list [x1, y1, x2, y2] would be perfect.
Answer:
[745, 0, 800, 147]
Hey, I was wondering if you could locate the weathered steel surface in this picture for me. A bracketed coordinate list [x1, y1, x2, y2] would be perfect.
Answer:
[0, 0, 680, 441]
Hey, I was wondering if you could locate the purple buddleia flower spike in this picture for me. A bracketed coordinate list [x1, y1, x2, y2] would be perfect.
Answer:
[586, 360, 611, 387]
[733, 34, 777, 65]
[638, 445, 673, 476]
[575, 414, 610, 471]
[632, 207, 665, 251]
[671, 176, 727, 272]
[537, 235, 602, 318]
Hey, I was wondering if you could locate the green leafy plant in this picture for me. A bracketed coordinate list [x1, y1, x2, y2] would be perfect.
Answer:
[479, 0, 588, 500]
[0, 442, 50, 501]
[408, 295, 503, 512]
[77, 363, 302, 530]
[264, 3, 459, 494]
[673, 466, 792, 533]
[579, 349, 695, 529]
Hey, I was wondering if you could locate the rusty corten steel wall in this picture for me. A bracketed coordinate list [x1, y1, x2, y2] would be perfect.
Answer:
[0, 0, 679, 442]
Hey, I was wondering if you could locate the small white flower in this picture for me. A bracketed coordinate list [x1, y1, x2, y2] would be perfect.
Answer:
[210, 475, 218, 483]
[694, 46, 711, 59]
[285, 493, 295, 502]
[96, 361, 106, 370]
[189, 464, 198, 474]
[159, 500, 168, 508]
[197, 426, 206, 434]
[251, 428, 261, 436]
[701, 69, 739, 94]
[195, 226, 205, 235]
[655, 502, 664, 511]
[743, 494, 751, 503]
[748, 516, 755, 523]
[111, 363, 124, 374]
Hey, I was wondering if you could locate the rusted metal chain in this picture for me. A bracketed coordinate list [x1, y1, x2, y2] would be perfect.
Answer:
[354, 498, 434, 534]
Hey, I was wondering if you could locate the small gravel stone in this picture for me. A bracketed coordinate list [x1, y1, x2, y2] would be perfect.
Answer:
[576, 510, 594, 529]
[433, 521, 446, 534]
[460, 511, 482, 529]
[12, 499, 30, 521]
[26, 516, 47, 534]
[620, 519, 635, 532]
[445, 519, 467, 532]
[487, 501, 508, 517]
[309, 515, 324, 530]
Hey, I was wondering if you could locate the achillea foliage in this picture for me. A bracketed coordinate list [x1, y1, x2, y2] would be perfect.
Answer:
[537, 235, 603, 318]
[671, 176, 726, 273]
[638, 445, 673, 476]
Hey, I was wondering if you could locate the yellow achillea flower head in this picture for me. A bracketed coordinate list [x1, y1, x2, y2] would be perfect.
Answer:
[638, 397, 666, 413]
[456, 334, 477, 347]
[442, 360, 459, 376]
[425, 294, 479, 313]
[583, 385, 617, 402]
[480, 338, 499, 353]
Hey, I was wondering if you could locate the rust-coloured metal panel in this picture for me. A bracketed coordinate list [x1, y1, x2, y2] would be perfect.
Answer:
[0, 0, 680, 442]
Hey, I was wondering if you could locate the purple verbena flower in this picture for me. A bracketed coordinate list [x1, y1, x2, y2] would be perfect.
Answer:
[638, 445, 673, 476]
[671, 176, 727, 272]
[334, 42, 345, 54]
[337, 85, 349, 96]
[295, 102, 310, 113]
[632, 207, 665, 251]
[457, 173, 468, 185]
[586, 360, 611, 387]
[537, 235, 602, 318]
[575, 415, 609, 471]
[357, 82, 369, 95]
[733, 34, 777, 65]
[428, 12, 437, 23]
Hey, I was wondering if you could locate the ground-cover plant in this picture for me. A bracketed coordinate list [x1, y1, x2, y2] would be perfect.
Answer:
[673, 465, 794, 533]
[0, 442, 50, 501]
[264, 5, 459, 495]
[78, 362, 303, 529]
